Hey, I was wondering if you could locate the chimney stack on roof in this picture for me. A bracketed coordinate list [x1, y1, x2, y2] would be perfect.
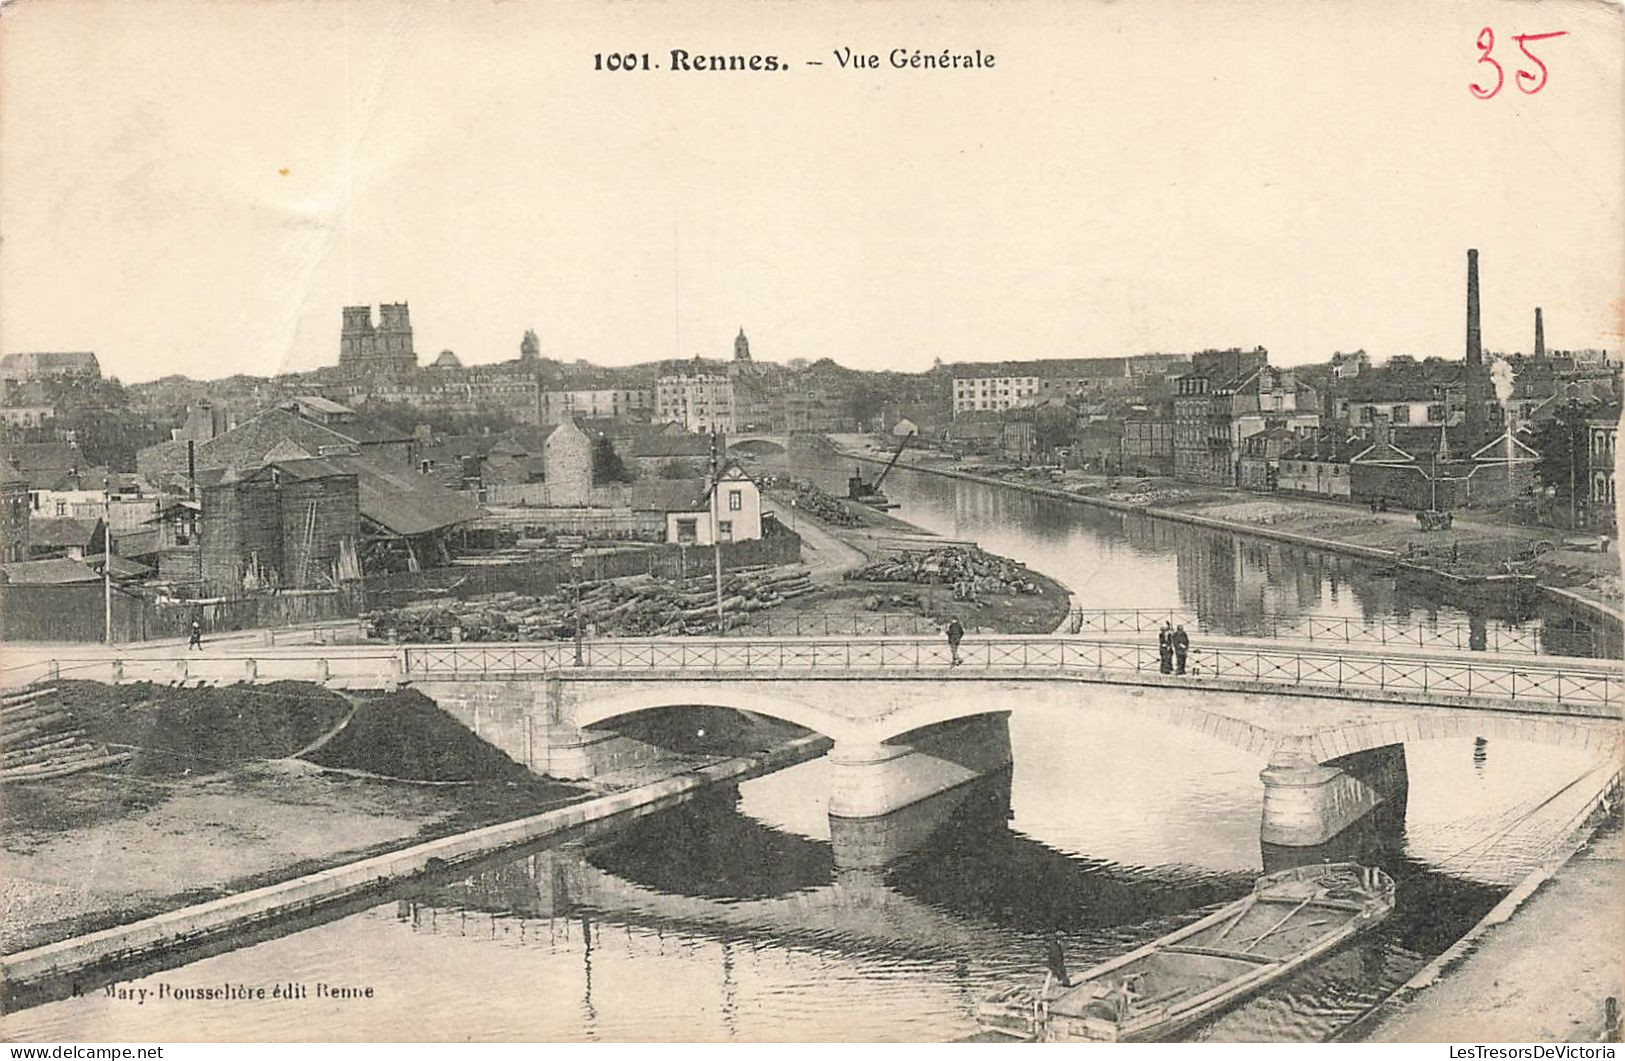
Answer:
[1534, 307, 1546, 359]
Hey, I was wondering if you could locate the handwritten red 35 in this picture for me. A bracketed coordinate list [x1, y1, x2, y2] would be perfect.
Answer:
[1471, 28, 1568, 99]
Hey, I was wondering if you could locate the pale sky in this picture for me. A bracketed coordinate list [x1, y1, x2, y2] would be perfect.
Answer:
[1, 0, 1621, 383]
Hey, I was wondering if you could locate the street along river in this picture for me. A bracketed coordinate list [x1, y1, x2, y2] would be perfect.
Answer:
[2, 457, 1615, 1041]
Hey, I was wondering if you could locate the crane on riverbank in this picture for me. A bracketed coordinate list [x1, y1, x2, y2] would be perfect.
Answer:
[848, 433, 910, 509]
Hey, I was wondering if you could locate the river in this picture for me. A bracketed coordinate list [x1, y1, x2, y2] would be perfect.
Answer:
[794, 449, 1614, 657]
[2, 456, 1614, 1042]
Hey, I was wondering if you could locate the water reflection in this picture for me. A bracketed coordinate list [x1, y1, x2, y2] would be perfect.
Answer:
[778, 452, 1617, 657]
[0, 712, 1606, 1041]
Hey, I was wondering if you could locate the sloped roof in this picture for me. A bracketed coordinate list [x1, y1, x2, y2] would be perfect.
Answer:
[630, 478, 710, 513]
[1351, 440, 1415, 465]
[1280, 432, 1369, 463]
[289, 395, 352, 416]
[83, 552, 154, 578]
[0, 557, 101, 584]
[633, 433, 718, 458]
[261, 454, 483, 537]
[0, 442, 84, 484]
[1470, 431, 1541, 462]
[0, 352, 99, 376]
[113, 528, 163, 558]
[29, 516, 101, 548]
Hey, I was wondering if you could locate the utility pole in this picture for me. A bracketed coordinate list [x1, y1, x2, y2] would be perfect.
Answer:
[103, 480, 113, 645]
[710, 428, 725, 633]
[1569, 399, 1579, 528]
[571, 553, 584, 666]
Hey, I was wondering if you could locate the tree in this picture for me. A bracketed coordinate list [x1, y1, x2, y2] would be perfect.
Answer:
[1034, 404, 1079, 459]
[592, 435, 633, 484]
[1530, 400, 1589, 524]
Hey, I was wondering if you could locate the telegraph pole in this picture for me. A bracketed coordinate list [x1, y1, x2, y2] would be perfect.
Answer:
[710, 427, 725, 633]
[1568, 398, 1579, 528]
[102, 480, 113, 645]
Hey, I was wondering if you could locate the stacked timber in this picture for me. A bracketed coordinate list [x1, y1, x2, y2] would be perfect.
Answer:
[0, 686, 130, 783]
[846, 545, 1043, 595]
[784, 480, 863, 527]
[366, 565, 816, 642]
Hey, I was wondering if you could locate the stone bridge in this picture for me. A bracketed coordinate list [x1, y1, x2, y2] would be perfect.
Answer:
[7, 634, 1619, 846]
[726, 432, 791, 453]
[399, 637, 1620, 847]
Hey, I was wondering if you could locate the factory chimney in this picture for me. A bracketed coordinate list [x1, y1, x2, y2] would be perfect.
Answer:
[1464, 249, 1486, 443]
[1534, 307, 1546, 359]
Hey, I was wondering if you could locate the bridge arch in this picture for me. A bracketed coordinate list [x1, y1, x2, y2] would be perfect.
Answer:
[727, 436, 788, 455]
[876, 686, 1286, 760]
[571, 683, 865, 742]
[1306, 711, 1620, 763]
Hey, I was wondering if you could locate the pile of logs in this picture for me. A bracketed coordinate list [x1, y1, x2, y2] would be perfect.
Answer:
[365, 565, 816, 641]
[1, 686, 130, 783]
[784, 479, 864, 527]
[846, 546, 1043, 595]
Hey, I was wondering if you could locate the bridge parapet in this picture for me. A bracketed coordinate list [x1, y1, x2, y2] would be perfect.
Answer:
[400, 635, 1622, 716]
[1068, 608, 1600, 658]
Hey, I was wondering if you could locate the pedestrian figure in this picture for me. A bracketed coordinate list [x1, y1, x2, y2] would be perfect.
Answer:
[1046, 931, 1071, 989]
[188, 619, 203, 651]
[946, 617, 965, 666]
[1158, 621, 1174, 674]
[1173, 624, 1190, 675]
[1450, 540, 1460, 564]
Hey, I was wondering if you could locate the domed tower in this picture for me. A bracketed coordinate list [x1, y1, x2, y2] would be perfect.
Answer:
[733, 327, 751, 362]
[520, 329, 540, 362]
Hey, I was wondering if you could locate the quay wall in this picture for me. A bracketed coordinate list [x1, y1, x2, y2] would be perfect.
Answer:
[0, 734, 829, 996]
[840, 450, 1611, 629]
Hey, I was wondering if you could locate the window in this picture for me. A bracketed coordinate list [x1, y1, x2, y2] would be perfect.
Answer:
[728, 489, 743, 512]
[676, 518, 698, 544]
[718, 520, 733, 542]
[1391, 405, 1411, 424]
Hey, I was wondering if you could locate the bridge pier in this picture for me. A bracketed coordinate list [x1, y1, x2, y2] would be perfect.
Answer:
[1260, 743, 1409, 847]
[416, 678, 667, 780]
[827, 713, 1013, 821]
[829, 766, 1012, 870]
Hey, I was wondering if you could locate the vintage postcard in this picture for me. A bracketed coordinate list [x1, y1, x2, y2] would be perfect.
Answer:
[0, 0, 1621, 1047]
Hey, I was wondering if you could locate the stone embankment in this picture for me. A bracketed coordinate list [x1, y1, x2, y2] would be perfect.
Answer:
[0, 734, 829, 1004]
[839, 447, 1622, 632]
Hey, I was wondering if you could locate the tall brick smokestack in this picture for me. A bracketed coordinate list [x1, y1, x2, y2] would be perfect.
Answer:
[1534, 307, 1545, 358]
[1464, 249, 1485, 442]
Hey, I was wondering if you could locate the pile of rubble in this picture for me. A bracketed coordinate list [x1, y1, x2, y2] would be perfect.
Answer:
[845, 546, 1043, 595]
[365, 565, 815, 641]
[1100, 485, 1200, 507]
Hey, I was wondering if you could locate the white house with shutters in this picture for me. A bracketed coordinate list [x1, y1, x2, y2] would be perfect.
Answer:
[632, 462, 762, 546]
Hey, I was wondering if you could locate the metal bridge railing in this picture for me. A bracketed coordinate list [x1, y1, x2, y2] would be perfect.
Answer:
[1067, 609, 1550, 656]
[401, 636, 1621, 712]
[729, 613, 944, 637]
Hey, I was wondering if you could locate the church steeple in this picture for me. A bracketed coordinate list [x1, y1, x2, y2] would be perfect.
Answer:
[733, 327, 751, 362]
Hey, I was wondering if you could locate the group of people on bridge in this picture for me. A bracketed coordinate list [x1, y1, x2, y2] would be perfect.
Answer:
[1159, 621, 1190, 675]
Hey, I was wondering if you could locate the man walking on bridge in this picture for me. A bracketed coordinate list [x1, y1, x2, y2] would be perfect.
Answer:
[946, 617, 964, 666]
[1173, 624, 1190, 675]
[1159, 621, 1174, 674]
